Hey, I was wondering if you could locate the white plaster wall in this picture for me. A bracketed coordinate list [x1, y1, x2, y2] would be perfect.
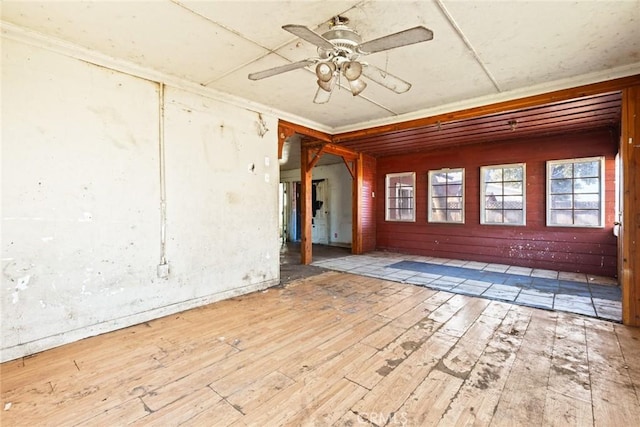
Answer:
[163, 87, 280, 295]
[1, 38, 280, 362]
[280, 163, 353, 246]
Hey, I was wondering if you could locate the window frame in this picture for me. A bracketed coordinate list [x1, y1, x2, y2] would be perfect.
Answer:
[480, 163, 527, 226]
[385, 172, 416, 222]
[427, 168, 465, 224]
[546, 156, 605, 228]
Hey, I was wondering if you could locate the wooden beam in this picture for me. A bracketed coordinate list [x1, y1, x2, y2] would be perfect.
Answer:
[621, 86, 640, 326]
[323, 143, 359, 161]
[308, 146, 325, 170]
[333, 75, 640, 143]
[301, 140, 360, 161]
[279, 119, 332, 143]
[300, 145, 313, 265]
[342, 158, 356, 180]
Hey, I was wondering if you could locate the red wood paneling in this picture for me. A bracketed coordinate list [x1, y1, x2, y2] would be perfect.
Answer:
[376, 128, 619, 277]
[361, 154, 377, 252]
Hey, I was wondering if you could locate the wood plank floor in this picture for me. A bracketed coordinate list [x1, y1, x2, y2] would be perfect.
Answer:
[2, 271, 639, 426]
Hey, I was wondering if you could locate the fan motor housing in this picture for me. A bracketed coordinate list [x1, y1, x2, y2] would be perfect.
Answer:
[320, 25, 362, 58]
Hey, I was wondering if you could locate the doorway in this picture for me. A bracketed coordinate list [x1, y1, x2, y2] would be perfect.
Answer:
[311, 179, 329, 244]
[281, 179, 330, 245]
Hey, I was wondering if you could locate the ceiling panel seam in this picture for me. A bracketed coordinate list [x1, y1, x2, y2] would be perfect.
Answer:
[171, 0, 296, 86]
[172, 0, 268, 48]
[436, 0, 502, 92]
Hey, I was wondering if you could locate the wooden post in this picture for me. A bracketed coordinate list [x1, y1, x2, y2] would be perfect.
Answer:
[300, 145, 313, 265]
[621, 86, 640, 326]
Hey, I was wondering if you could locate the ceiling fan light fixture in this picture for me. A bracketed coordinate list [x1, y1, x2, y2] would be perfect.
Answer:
[348, 78, 367, 96]
[251, 17, 434, 103]
[315, 62, 336, 82]
[317, 77, 335, 92]
[343, 61, 363, 81]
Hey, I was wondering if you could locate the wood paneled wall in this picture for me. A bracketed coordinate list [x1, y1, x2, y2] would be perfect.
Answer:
[361, 154, 377, 253]
[375, 128, 619, 277]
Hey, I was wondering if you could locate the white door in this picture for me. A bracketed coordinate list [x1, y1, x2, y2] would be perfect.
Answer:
[312, 180, 329, 244]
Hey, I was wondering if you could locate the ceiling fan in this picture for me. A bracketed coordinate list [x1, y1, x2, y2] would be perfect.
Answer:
[248, 16, 433, 104]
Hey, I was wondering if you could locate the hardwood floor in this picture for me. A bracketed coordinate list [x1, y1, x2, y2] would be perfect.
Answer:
[2, 271, 639, 426]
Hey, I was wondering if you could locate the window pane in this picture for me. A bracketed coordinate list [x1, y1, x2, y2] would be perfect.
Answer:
[550, 179, 572, 194]
[448, 171, 463, 184]
[504, 210, 524, 224]
[503, 181, 522, 195]
[485, 182, 503, 196]
[574, 177, 599, 193]
[446, 184, 462, 196]
[550, 210, 573, 225]
[484, 168, 502, 183]
[432, 172, 448, 183]
[503, 196, 523, 209]
[551, 163, 573, 179]
[550, 194, 572, 209]
[503, 167, 523, 181]
[431, 209, 446, 222]
[389, 175, 412, 187]
[485, 195, 503, 209]
[432, 197, 446, 209]
[447, 210, 462, 222]
[575, 210, 600, 226]
[447, 197, 462, 209]
[575, 194, 599, 209]
[574, 161, 599, 178]
[485, 210, 503, 223]
[431, 184, 446, 197]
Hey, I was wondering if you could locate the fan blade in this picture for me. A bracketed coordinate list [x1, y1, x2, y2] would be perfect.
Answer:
[313, 86, 332, 104]
[248, 60, 315, 80]
[358, 26, 433, 54]
[362, 64, 411, 93]
[282, 24, 335, 50]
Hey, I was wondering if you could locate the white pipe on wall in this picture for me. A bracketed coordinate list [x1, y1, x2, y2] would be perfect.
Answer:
[158, 82, 168, 268]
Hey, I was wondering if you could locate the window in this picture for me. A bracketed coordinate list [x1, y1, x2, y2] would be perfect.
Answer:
[480, 163, 526, 225]
[385, 172, 415, 221]
[547, 157, 604, 227]
[428, 168, 464, 223]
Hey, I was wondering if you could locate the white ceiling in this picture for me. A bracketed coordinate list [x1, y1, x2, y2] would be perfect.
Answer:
[2, 0, 640, 133]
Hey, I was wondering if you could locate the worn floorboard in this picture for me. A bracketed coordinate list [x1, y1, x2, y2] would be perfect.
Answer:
[1, 271, 639, 426]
